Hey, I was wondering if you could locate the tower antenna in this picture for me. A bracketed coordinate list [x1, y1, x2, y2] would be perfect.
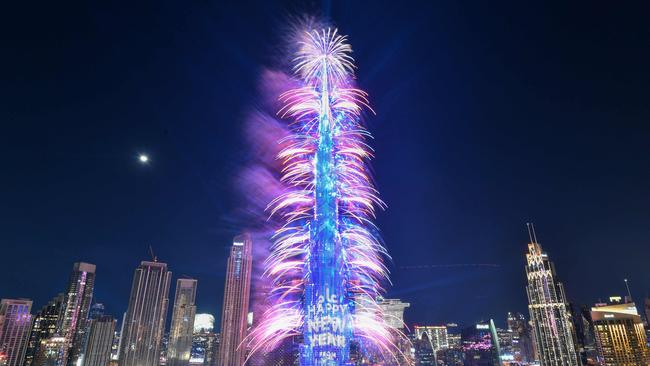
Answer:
[624, 278, 633, 302]
[526, 222, 538, 243]
[149, 245, 157, 262]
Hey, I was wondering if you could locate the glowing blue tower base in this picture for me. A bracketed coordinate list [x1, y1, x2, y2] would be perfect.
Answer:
[300, 63, 352, 366]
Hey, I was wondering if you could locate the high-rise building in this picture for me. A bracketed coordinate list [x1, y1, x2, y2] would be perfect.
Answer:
[460, 323, 499, 366]
[82, 316, 115, 366]
[118, 261, 172, 366]
[524, 225, 580, 366]
[506, 312, 534, 363]
[217, 234, 252, 366]
[190, 314, 217, 366]
[0, 299, 33, 366]
[414, 325, 448, 351]
[412, 332, 435, 366]
[33, 337, 67, 366]
[591, 298, 650, 366]
[167, 279, 197, 366]
[377, 298, 410, 330]
[25, 294, 65, 366]
[88, 304, 105, 321]
[59, 262, 96, 366]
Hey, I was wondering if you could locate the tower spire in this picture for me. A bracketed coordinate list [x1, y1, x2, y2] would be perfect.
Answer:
[624, 278, 633, 302]
[526, 222, 539, 244]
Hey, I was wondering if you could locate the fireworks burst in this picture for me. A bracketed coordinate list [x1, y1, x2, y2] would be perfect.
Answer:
[247, 27, 408, 365]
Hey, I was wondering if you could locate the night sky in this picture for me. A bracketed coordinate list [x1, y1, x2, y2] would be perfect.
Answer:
[2, 1, 650, 329]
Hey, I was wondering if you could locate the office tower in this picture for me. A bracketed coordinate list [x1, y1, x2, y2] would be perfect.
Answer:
[413, 333, 435, 366]
[496, 327, 513, 362]
[88, 305, 105, 321]
[377, 298, 410, 330]
[82, 316, 115, 366]
[167, 279, 197, 366]
[506, 312, 534, 363]
[446, 323, 461, 349]
[118, 261, 172, 366]
[193, 315, 213, 335]
[59, 262, 96, 366]
[190, 314, 217, 366]
[591, 298, 650, 366]
[414, 326, 448, 351]
[571, 305, 597, 365]
[524, 225, 580, 366]
[33, 337, 67, 366]
[435, 348, 463, 366]
[217, 234, 252, 366]
[460, 323, 498, 366]
[0, 299, 32, 366]
[25, 294, 65, 366]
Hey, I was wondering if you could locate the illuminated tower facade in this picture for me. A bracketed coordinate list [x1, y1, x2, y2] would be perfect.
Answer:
[167, 279, 197, 366]
[82, 316, 115, 366]
[218, 234, 252, 366]
[0, 299, 33, 366]
[24, 294, 65, 366]
[60, 262, 96, 366]
[118, 261, 172, 366]
[249, 27, 400, 366]
[524, 225, 580, 366]
[591, 299, 650, 366]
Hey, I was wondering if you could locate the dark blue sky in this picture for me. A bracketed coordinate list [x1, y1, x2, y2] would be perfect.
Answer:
[1, 0, 649, 328]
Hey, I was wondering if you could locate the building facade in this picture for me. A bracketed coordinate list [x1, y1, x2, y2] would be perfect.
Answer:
[118, 261, 172, 366]
[461, 323, 499, 366]
[377, 298, 410, 330]
[24, 294, 65, 366]
[0, 299, 33, 366]
[190, 314, 217, 366]
[33, 337, 67, 366]
[525, 228, 580, 366]
[217, 234, 252, 366]
[591, 300, 650, 366]
[59, 262, 96, 366]
[414, 325, 449, 351]
[506, 312, 535, 363]
[82, 316, 115, 366]
[167, 279, 197, 366]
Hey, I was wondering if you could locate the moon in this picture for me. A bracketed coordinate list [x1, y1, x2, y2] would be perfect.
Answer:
[139, 154, 149, 163]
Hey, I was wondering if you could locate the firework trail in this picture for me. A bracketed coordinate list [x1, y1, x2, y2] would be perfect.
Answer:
[246, 27, 407, 365]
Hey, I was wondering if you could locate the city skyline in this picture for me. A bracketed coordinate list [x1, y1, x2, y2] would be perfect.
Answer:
[0, 231, 649, 365]
[2, 0, 650, 343]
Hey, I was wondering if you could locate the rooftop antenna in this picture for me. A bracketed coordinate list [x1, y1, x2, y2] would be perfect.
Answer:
[149, 245, 157, 262]
[526, 222, 539, 244]
[624, 278, 633, 302]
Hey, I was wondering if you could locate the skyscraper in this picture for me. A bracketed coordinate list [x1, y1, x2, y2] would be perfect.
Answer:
[414, 326, 448, 351]
[88, 304, 105, 321]
[167, 279, 197, 366]
[118, 261, 172, 366]
[25, 294, 65, 366]
[591, 298, 650, 366]
[524, 225, 580, 366]
[377, 298, 410, 330]
[190, 314, 217, 366]
[460, 323, 498, 366]
[506, 312, 534, 363]
[217, 234, 252, 366]
[82, 316, 115, 366]
[0, 299, 32, 366]
[33, 337, 67, 366]
[59, 262, 96, 366]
